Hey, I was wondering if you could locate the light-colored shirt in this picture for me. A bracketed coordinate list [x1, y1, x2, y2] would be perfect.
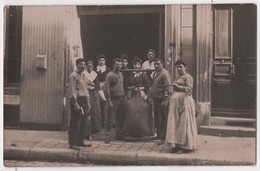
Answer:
[142, 60, 155, 79]
[68, 70, 90, 104]
[174, 73, 193, 96]
[141, 60, 155, 69]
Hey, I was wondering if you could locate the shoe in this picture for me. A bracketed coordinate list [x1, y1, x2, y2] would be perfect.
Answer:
[177, 149, 191, 154]
[115, 136, 124, 141]
[171, 147, 180, 153]
[157, 140, 165, 145]
[85, 135, 93, 141]
[177, 149, 184, 154]
[104, 136, 110, 144]
[77, 143, 92, 147]
[69, 145, 80, 150]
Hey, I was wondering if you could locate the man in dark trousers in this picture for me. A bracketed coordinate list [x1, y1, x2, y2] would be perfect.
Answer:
[68, 58, 92, 150]
[104, 58, 125, 144]
[148, 57, 172, 145]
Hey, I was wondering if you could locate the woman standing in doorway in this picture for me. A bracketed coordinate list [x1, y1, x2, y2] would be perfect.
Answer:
[165, 59, 198, 154]
[96, 54, 111, 128]
[122, 56, 154, 138]
[84, 61, 102, 138]
[127, 56, 149, 100]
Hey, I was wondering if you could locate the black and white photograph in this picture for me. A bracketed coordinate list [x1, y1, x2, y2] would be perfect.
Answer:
[1, 0, 258, 169]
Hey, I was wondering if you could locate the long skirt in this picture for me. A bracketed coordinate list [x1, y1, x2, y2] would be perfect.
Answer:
[165, 92, 197, 150]
[87, 90, 102, 134]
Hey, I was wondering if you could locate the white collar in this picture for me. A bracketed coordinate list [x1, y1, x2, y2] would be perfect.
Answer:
[83, 70, 97, 82]
[96, 65, 107, 73]
[134, 72, 142, 78]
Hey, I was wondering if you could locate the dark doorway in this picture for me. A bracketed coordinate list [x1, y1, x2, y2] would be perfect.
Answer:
[80, 12, 162, 68]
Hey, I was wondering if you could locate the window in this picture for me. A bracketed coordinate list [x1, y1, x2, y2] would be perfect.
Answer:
[4, 6, 22, 85]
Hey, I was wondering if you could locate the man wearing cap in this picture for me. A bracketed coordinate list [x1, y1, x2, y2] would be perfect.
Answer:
[68, 58, 92, 150]
[148, 57, 172, 145]
[142, 49, 156, 70]
[142, 49, 156, 83]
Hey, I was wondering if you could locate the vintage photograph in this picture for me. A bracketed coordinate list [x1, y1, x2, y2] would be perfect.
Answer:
[2, 3, 257, 167]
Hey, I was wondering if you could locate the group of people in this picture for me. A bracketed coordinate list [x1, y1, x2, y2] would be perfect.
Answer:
[67, 48, 198, 154]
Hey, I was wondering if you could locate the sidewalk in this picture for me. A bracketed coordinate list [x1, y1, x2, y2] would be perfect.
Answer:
[3, 129, 256, 166]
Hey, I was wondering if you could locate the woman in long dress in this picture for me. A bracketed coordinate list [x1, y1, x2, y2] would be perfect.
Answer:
[165, 59, 198, 154]
[127, 56, 149, 100]
[96, 54, 111, 128]
[84, 61, 102, 138]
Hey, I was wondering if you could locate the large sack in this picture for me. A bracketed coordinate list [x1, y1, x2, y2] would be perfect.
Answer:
[122, 94, 154, 137]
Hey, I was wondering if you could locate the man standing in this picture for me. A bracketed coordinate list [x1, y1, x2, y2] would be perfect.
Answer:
[68, 58, 92, 150]
[141, 49, 156, 70]
[120, 54, 130, 99]
[148, 58, 172, 145]
[142, 49, 156, 83]
[104, 58, 125, 144]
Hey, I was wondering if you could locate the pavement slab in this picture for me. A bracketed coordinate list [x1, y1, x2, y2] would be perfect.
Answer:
[3, 129, 256, 166]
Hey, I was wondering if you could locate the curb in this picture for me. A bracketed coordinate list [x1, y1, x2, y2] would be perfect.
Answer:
[4, 147, 255, 165]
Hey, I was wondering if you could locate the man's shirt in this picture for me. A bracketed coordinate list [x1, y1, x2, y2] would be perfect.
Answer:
[68, 70, 90, 105]
[141, 60, 155, 69]
[105, 70, 125, 99]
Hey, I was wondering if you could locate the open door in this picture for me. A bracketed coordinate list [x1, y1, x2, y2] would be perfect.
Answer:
[212, 5, 256, 118]
[78, 6, 164, 68]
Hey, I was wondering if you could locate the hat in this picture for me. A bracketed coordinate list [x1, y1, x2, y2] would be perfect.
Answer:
[112, 58, 122, 64]
[132, 56, 142, 65]
[76, 58, 87, 65]
[97, 54, 107, 62]
[120, 54, 129, 61]
[175, 59, 187, 67]
[147, 49, 157, 55]
[86, 60, 94, 66]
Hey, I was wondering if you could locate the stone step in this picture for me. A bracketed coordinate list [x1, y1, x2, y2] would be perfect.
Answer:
[210, 116, 256, 128]
[199, 125, 256, 137]
[4, 95, 20, 105]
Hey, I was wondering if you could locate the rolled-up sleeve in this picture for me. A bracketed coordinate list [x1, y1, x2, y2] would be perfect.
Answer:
[68, 74, 78, 106]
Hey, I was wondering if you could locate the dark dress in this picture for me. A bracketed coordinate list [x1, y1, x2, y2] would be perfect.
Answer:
[122, 71, 155, 138]
[96, 65, 111, 127]
[127, 71, 149, 99]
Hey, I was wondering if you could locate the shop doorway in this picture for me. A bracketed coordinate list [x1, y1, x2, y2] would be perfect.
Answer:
[79, 6, 164, 68]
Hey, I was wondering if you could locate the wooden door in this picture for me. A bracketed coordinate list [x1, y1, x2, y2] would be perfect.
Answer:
[212, 5, 256, 118]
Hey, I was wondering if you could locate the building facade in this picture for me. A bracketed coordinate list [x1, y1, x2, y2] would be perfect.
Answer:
[3, 5, 256, 129]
